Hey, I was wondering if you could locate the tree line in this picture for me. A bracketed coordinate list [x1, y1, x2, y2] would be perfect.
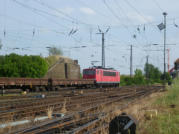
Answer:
[0, 53, 48, 78]
[0, 46, 62, 78]
[120, 63, 172, 86]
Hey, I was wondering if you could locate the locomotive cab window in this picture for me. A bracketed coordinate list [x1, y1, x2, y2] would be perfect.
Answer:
[83, 70, 96, 75]
[103, 71, 116, 77]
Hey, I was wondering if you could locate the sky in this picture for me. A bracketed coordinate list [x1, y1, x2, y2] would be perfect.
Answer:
[0, 0, 179, 74]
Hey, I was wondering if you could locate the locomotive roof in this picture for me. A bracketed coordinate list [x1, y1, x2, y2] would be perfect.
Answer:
[85, 66, 117, 71]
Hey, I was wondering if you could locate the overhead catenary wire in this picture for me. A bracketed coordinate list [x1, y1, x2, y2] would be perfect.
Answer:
[11, 0, 72, 30]
[102, 0, 142, 45]
[33, 0, 87, 25]
[5, 0, 179, 30]
[152, 0, 164, 13]
[33, 0, 117, 28]
[123, 0, 152, 23]
[2, 1, 178, 33]
[113, 0, 149, 44]
[0, 0, 178, 73]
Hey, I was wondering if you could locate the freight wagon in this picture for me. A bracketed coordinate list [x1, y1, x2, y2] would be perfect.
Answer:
[0, 77, 94, 92]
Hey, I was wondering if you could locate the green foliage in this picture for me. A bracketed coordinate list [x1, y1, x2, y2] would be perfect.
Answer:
[133, 69, 146, 85]
[120, 69, 146, 86]
[161, 72, 172, 84]
[48, 46, 63, 56]
[144, 63, 162, 83]
[120, 75, 134, 86]
[0, 40, 2, 50]
[157, 78, 179, 105]
[0, 53, 48, 78]
[121, 63, 172, 86]
[142, 79, 179, 134]
[121, 66, 163, 86]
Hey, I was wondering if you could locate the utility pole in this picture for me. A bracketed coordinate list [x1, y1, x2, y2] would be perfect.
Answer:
[97, 26, 110, 68]
[167, 48, 170, 72]
[146, 55, 149, 79]
[130, 45, 133, 77]
[102, 33, 105, 68]
[163, 12, 167, 81]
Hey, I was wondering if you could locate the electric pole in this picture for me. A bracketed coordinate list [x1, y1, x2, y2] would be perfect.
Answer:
[163, 12, 167, 81]
[97, 26, 110, 68]
[130, 45, 133, 77]
[146, 55, 149, 79]
[102, 33, 105, 68]
[167, 48, 170, 72]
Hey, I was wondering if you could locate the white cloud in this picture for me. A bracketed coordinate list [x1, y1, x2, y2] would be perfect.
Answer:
[127, 12, 154, 23]
[80, 7, 96, 15]
[63, 7, 74, 15]
[52, 7, 74, 17]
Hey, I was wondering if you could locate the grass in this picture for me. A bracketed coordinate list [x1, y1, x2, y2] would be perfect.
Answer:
[140, 78, 179, 134]
[47, 107, 54, 119]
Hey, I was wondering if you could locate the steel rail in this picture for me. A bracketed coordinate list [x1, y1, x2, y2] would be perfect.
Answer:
[9, 87, 160, 134]
[72, 88, 161, 134]
[0, 88, 137, 121]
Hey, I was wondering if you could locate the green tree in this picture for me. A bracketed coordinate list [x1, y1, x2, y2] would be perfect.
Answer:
[144, 63, 162, 83]
[0, 53, 48, 78]
[120, 75, 134, 86]
[0, 40, 2, 50]
[134, 69, 145, 85]
[161, 72, 172, 84]
[48, 46, 63, 56]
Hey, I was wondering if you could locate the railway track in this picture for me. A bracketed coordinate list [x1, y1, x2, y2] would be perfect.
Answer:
[0, 87, 121, 104]
[4, 85, 162, 134]
[71, 88, 159, 134]
[0, 87, 138, 121]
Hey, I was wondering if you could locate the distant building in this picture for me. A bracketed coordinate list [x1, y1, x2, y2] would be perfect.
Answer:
[170, 58, 179, 78]
[45, 56, 80, 79]
[174, 58, 179, 71]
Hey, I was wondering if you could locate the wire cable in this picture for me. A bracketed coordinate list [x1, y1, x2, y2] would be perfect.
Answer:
[123, 0, 152, 23]
[102, 0, 142, 45]
[152, 0, 164, 13]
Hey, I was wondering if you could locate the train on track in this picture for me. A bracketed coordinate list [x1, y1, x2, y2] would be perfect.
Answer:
[0, 67, 120, 92]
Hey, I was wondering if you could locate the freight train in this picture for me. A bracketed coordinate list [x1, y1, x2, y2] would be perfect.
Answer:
[0, 67, 120, 92]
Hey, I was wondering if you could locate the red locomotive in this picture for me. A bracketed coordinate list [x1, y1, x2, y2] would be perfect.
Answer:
[83, 67, 120, 87]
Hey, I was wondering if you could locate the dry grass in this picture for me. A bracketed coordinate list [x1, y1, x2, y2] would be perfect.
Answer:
[137, 79, 179, 134]
[0, 113, 14, 134]
[47, 107, 54, 119]
[93, 90, 164, 134]
[60, 99, 67, 114]
[79, 90, 83, 95]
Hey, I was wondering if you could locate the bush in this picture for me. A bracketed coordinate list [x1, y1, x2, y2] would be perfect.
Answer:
[120, 69, 155, 86]
[121, 64, 171, 86]
[0, 53, 48, 78]
[133, 69, 146, 85]
[120, 75, 136, 86]
[144, 63, 162, 83]
[161, 72, 172, 84]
